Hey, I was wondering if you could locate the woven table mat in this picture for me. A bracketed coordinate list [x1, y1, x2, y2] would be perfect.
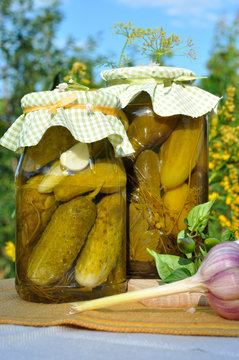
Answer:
[1, 279, 239, 336]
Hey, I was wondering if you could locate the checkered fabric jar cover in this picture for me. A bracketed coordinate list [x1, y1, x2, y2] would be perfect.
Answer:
[101, 66, 221, 117]
[0, 89, 134, 157]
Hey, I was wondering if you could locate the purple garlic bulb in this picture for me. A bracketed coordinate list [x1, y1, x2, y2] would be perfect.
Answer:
[196, 241, 239, 320]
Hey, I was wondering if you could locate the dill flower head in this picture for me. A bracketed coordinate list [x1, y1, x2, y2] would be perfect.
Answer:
[111, 22, 197, 67]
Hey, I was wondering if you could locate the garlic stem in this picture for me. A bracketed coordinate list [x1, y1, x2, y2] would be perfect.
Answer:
[71, 275, 205, 313]
[71, 241, 239, 319]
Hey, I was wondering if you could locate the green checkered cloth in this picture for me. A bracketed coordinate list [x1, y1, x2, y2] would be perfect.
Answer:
[101, 66, 221, 117]
[0, 89, 134, 157]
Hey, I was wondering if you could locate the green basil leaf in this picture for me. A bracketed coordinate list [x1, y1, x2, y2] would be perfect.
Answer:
[163, 268, 191, 283]
[197, 258, 202, 268]
[187, 199, 216, 234]
[199, 245, 207, 259]
[146, 249, 173, 279]
[147, 249, 195, 280]
[177, 257, 195, 274]
[221, 229, 236, 242]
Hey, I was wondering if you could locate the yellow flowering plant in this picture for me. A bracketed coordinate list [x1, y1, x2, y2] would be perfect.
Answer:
[63, 61, 90, 89]
[51, 61, 91, 92]
[62, 62, 90, 90]
[0, 240, 15, 280]
[208, 87, 239, 238]
[3, 241, 15, 262]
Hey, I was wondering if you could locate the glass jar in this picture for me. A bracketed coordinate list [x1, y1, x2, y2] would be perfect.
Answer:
[101, 66, 220, 278]
[15, 127, 127, 303]
[123, 93, 208, 277]
[0, 89, 133, 303]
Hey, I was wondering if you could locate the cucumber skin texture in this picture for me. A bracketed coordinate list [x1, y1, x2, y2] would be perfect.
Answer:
[54, 162, 126, 202]
[27, 196, 96, 286]
[75, 193, 124, 288]
[159, 116, 204, 189]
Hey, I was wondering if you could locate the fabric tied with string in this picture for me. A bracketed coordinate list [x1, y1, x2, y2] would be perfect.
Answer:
[0, 89, 134, 157]
[101, 66, 221, 118]
[23, 93, 119, 117]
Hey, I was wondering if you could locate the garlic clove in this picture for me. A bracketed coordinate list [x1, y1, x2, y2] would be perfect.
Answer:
[205, 268, 239, 300]
[207, 294, 239, 320]
[60, 142, 90, 172]
[38, 161, 67, 193]
[198, 242, 239, 281]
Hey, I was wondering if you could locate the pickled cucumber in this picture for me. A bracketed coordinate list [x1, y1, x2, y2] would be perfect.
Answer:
[159, 116, 204, 189]
[127, 113, 178, 159]
[22, 126, 77, 172]
[163, 183, 199, 237]
[163, 183, 189, 212]
[107, 254, 126, 285]
[75, 193, 124, 288]
[54, 161, 126, 202]
[16, 175, 56, 248]
[27, 196, 96, 286]
[129, 201, 160, 262]
[134, 149, 161, 197]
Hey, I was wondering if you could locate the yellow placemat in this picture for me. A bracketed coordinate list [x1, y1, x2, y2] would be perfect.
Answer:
[1, 279, 239, 336]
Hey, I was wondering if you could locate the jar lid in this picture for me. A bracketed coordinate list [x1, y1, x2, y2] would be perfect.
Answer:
[0, 89, 134, 157]
[101, 66, 221, 118]
[102, 65, 196, 82]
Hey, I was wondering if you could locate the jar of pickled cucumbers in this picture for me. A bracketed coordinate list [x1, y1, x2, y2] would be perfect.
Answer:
[0, 88, 134, 303]
[101, 66, 221, 278]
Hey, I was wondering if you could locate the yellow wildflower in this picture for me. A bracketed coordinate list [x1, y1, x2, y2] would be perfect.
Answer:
[218, 215, 231, 228]
[209, 161, 214, 170]
[72, 62, 86, 72]
[63, 75, 71, 82]
[81, 78, 90, 85]
[209, 192, 220, 201]
[212, 153, 221, 160]
[211, 116, 218, 128]
[222, 154, 230, 161]
[4, 241, 15, 262]
[226, 196, 232, 205]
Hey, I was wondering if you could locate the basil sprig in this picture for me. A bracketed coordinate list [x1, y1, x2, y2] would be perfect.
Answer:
[148, 200, 236, 283]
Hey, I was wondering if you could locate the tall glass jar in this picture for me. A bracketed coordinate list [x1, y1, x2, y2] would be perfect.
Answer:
[101, 66, 221, 278]
[124, 93, 208, 277]
[0, 89, 134, 302]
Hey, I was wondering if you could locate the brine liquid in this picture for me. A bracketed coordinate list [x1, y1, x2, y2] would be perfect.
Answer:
[15, 127, 127, 303]
[123, 97, 208, 278]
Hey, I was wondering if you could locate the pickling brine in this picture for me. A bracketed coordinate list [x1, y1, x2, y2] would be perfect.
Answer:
[15, 127, 127, 302]
[123, 95, 208, 277]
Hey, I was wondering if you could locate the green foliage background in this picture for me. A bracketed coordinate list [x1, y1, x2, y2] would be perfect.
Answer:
[0, 2, 238, 278]
[0, 121, 16, 278]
